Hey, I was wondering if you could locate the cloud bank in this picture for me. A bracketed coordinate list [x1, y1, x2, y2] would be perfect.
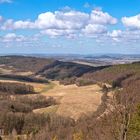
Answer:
[1, 9, 117, 38]
[0, 8, 140, 47]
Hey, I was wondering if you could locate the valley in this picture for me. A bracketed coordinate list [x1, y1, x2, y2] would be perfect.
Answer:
[0, 78, 103, 120]
[0, 55, 140, 140]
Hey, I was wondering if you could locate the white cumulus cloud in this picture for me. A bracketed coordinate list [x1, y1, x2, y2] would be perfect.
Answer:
[108, 30, 122, 38]
[1, 19, 34, 30]
[2, 33, 25, 42]
[82, 24, 107, 35]
[122, 14, 140, 29]
[1, 9, 117, 38]
[90, 10, 117, 25]
[35, 10, 89, 30]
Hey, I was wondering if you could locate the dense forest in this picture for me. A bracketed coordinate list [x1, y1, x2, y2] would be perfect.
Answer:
[37, 60, 108, 80]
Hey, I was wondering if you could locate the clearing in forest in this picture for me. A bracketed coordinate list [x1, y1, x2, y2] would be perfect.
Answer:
[0, 79, 103, 120]
[41, 81, 103, 120]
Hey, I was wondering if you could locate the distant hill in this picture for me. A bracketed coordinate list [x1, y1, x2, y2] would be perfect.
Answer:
[36, 60, 108, 80]
[0, 56, 108, 81]
[0, 56, 139, 83]
[0, 56, 55, 73]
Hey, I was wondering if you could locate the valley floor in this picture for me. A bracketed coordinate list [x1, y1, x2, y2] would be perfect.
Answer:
[0, 79, 103, 120]
[39, 81, 103, 120]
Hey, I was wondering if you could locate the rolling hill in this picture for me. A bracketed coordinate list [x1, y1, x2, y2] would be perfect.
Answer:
[0, 56, 140, 140]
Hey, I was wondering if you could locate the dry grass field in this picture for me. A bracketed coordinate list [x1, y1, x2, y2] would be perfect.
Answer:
[0, 67, 13, 74]
[33, 105, 59, 115]
[0, 79, 103, 120]
[41, 81, 103, 120]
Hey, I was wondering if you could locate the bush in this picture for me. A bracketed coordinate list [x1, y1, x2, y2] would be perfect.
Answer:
[75, 78, 96, 86]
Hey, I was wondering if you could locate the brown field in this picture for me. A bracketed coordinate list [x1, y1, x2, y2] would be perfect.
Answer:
[41, 81, 103, 120]
[15, 71, 33, 76]
[0, 67, 13, 74]
[0, 79, 103, 120]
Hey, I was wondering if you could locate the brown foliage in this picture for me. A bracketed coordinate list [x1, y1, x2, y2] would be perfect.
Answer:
[0, 82, 35, 95]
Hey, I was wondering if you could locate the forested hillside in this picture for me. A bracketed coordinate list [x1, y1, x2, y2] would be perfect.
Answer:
[0, 56, 140, 140]
[37, 60, 107, 80]
[0, 56, 55, 73]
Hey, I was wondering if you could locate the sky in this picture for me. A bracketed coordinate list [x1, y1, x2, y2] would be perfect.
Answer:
[0, 0, 140, 54]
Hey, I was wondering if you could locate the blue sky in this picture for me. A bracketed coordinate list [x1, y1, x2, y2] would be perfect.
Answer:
[0, 0, 140, 54]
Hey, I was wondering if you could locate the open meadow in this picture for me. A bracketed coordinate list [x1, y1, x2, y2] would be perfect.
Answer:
[0, 78, 103, 120]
